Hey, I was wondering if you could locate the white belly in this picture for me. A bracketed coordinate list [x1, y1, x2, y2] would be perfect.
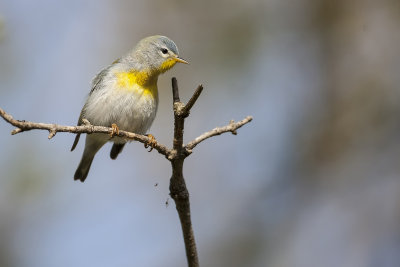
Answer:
[83, 85, 158, 137]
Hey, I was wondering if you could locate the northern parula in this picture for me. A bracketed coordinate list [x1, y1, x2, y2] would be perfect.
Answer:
[71, 35, 188, 182]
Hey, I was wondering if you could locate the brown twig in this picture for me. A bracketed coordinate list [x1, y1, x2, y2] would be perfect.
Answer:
[0, 107, 171, 157]
[181, 84, 203, 117]
[185, 116, 253, 151]
[172, 77, 181, 103]
[169, 78, 199, 267]
[0, 78, 253, 267]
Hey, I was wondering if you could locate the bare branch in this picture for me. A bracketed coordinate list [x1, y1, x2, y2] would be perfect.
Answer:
[181, 85, 203, 116]
[170, 80, 199, 267]
[185, 116, 253, 151]
[172, 77, 180, 103]
[48, 128, 57, 139]
[0, 107, 171, 157]
[0, 79, 253, 267]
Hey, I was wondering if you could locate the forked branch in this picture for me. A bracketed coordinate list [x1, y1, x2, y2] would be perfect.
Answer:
[0, 78, 253, 267]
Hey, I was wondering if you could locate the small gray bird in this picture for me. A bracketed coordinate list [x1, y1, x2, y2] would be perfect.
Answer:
[71, 35, 188, 182]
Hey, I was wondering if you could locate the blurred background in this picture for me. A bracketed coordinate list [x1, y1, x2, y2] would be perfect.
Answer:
[1, 0, 400, 266]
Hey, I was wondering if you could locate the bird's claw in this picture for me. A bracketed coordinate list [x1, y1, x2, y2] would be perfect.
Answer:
[145, 134, 157, 152]
[110, 123, 120, 137]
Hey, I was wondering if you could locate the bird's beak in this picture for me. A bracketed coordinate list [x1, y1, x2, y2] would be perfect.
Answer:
[175, 56, 189, 64]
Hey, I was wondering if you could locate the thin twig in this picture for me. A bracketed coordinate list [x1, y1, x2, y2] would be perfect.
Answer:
[0, 78, 253, 267]
[185, 116, 253, 151]
[181, 85, 203, 116]
[0, 107, 171, 157]
[172, 77, 180, 103]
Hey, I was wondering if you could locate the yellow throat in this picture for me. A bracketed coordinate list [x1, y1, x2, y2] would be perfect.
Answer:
[114, 58, 180, 97]
[115, 70, 157, 97]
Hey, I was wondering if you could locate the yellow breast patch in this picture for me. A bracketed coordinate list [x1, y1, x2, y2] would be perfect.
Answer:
[115, 71, 157, 98]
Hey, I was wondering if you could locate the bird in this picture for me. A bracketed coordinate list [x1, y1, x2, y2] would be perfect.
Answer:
[71, 35, 188, 182]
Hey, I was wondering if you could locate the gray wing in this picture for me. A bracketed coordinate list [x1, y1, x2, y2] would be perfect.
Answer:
[71, 58, 120, 151]
[90, 58, 120, 94]
[70, 109, 85, 151]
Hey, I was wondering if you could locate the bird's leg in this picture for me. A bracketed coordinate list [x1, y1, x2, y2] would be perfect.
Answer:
[145, 134, 157, 152]
[110, 123, 120, 137]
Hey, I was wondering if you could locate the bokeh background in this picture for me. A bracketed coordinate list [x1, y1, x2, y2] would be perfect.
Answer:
[1, 0, 400, 266]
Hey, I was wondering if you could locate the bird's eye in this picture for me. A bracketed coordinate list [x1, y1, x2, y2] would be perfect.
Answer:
[161, 48, 168, 54]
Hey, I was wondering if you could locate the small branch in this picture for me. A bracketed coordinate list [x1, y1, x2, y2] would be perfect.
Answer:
[11, 128, 22, 135]
[181, 85, 203, 116]
[48, 128, 57, 139]
[0, 78, 253, 267]
[172, 77, 180, 103]
[169, 78, 200, 267]
[185, 116, 253, 151]
[172, 79, 185, 153]
[0, 107, 171, 157]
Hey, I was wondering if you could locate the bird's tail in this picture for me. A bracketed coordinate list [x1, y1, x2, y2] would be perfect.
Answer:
[74, 136, 105, 182]
[74, 154, 95, 182]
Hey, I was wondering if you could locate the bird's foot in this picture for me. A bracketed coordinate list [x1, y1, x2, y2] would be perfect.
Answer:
[145, 134, 157, 152]
[110, 123, 120, 137]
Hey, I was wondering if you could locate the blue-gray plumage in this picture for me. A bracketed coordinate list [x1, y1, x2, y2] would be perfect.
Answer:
[71, 35, 188, 182]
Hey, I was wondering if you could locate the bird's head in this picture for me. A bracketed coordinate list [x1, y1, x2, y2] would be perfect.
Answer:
[127, 35, 188, 74]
